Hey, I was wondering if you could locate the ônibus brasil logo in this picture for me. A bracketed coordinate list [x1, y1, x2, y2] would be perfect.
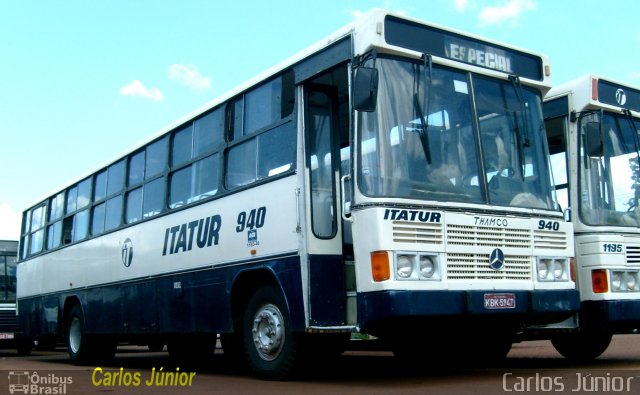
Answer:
[8, 371, 72, 394]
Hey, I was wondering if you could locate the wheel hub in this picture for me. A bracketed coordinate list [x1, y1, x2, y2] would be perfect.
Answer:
[251, 303, 285, 361]
[68, 317, 82, 354]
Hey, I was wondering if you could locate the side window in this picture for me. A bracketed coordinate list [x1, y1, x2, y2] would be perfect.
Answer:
[228, 98, 244, 142]
[62, 177, 92, 245]
[4, 255, 16, 302]
[169, 108, 223, 209]
[24, 204, 46, 256]
[225, 70, 295, 190]
[92, 160, 124, 235]
[226, 122, 296, 190]
[126, 137, 167, 224]
[47, 191, 65, 250]
[545, 116, 569, 211]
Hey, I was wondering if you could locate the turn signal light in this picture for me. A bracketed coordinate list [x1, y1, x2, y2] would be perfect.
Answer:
[371, 251, 390, 282]
[591, 269, 608, 293]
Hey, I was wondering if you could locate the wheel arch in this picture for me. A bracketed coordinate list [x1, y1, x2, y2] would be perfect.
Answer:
[228, 258, 305, 333]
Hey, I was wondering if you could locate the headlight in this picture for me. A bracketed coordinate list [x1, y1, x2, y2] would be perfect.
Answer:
[537, 258, 570, 282]
[419, 255, 435, 279]
[611, 271, 623, 291]
[394, 252, 441, 281]
[396, 255, 414, 279]
[537, 259, 550, 281]
[626, 272, 638, 291]
[609, 270, 640, 292]
[553, 259, 566, 280]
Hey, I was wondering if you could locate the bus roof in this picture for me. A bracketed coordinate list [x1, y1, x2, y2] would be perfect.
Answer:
[546, 74, 640, 116]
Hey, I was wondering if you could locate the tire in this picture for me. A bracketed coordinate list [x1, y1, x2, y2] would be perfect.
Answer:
[66, 305, 115, 365]
[242, 286, 301, 380]
[16, 335, 33, 356]
[551, 331, 612, 361]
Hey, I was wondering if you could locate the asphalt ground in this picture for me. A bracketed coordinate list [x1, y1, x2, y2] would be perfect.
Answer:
[1, 335, 640, 394]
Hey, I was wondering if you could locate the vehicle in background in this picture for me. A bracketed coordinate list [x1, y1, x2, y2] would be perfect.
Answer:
[542, 74, 640, 360]
[0, 241, 18, 349]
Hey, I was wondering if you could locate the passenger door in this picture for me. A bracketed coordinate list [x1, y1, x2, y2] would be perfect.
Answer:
[303, 84, 346, 326]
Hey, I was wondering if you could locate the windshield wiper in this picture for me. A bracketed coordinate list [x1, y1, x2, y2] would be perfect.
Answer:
[508, 75, 530, 180]
[413, 54, 433, 164]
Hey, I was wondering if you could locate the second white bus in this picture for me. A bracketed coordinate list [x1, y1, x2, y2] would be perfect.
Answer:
[542, 74, 640, 359]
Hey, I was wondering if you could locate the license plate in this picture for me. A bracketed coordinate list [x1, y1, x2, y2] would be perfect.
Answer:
[0, 333, 14, 340]
[484, 293, 516, 309]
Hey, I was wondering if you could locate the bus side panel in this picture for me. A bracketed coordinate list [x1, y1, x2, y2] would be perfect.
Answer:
[308, 254, 345, 326]
[17, 295, 58, 339]
[44, 255, 306, 337]
[157, 268, 228, 333]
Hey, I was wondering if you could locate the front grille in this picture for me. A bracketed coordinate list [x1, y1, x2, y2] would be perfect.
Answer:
[626, 244, 640, 266]
[0, 309, 17, 332]
[392, 221, 443, 244]
[447, 224, 530, 248]
[533, 229, 569, 250]
[447, 253, 531, 280]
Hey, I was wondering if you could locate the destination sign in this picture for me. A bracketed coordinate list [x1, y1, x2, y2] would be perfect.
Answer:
[597, 79, 640, 113]
[384, 15, 543, 81]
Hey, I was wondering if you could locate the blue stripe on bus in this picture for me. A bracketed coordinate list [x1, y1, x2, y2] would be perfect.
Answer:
[357, 289, 579, 331]
[18, 255, 305, 338]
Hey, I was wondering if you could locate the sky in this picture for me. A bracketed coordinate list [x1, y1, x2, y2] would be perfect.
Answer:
[1, 0, 639, 240]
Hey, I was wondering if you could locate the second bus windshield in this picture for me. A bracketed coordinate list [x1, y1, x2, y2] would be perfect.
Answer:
[579, 112, 640, 227]
[358, 57, 556, 210]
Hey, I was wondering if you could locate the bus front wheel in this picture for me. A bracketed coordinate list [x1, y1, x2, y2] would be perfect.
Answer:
[242, 286, 300, 380]
[551, 331, 612, 361]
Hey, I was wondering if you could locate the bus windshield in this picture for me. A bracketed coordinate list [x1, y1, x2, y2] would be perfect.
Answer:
[358, 57, 556, 210]
[579, 112, 640, 227]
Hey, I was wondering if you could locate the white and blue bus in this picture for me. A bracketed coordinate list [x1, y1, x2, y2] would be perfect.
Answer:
[542, 75, 640, 359]
[17, 10, 578, 378]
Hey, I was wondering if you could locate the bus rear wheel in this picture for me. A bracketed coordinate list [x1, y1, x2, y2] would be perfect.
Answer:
[242, 286, 300, 380]
[551, 331, 612, 361]
[66, 305, 115, 365]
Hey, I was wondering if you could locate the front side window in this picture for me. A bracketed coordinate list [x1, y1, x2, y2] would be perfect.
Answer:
[358, 57, 556, 210]
[579, 112, 640, 226]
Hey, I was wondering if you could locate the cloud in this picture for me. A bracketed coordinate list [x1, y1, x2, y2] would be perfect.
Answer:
[0, 203, 21, 240]
[120, 80, 164, 101]
[478, 0, 535, 26]
[453, 0, 469, 12]
[168, 64, 211, 91]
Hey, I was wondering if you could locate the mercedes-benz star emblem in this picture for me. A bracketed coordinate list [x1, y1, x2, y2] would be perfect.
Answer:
[489, 248, 505, 271]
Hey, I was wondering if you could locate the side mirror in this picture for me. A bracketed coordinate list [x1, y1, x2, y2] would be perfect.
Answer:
[584, 121, 603, 157]
[353, 67, 378, 112]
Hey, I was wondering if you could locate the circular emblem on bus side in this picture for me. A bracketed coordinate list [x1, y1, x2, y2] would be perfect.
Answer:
[122, 238, 133, 267]
[489, 248, 505, 271]
[616, 88, 627, 106]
